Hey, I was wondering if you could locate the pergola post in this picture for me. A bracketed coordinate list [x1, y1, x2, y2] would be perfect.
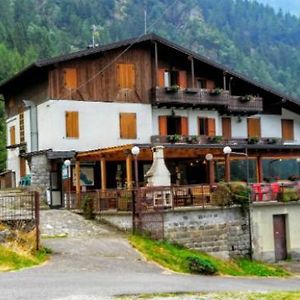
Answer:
[225, 154, 231, 182]
[208, 160, 215, 187]
[100, 157, 107, 191]
[75, 160, 81, 208]
[257, 155, 263, 183]
[126, 155, 133, 189]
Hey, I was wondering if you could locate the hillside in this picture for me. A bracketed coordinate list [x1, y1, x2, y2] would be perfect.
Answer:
[0, 0, 300, 171]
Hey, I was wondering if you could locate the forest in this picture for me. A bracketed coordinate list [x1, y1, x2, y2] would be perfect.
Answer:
[0, 0, 300, 171]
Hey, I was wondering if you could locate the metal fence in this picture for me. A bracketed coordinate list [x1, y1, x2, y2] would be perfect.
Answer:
[0, 191, 40, 250]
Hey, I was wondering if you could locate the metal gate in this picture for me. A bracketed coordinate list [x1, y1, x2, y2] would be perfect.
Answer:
[134, 187, 169, 240]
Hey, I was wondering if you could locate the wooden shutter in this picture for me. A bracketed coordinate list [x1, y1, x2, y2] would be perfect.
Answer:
[157, 69, 165, 87]
[181, 117, 189, 135]
[247, 118, 261, 138]
[206, 80, 215, 90]
[65, 111, 79, 138]
[207, 118, 216, 136]
[222, 117, 232, 139]
[120, 113, 137, 139]
[10, 126, 16, 145]
[282, 119, 294, 140]
[179, 71, 187, 89]
[158, 116, 168, 136]
[19, 157, 26, 177]
[64, 68, 77, 89]
[117, 64, 135, 89]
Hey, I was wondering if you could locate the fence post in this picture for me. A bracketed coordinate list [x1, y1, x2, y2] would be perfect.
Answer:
[34, 191, 40, 251]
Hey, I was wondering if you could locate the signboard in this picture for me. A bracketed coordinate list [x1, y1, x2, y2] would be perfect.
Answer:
[72, 166, 94, 186]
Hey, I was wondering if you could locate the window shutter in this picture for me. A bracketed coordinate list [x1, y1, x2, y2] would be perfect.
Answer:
[157, 69, 165, 87]
[222, 118, 232, 139]
[19, 111, 25, 143]
[282, 119, 294, 140]
[120, 113, 137, 139]
[10, 126, 16, 145]
[206, 80, 215, 90]
[158, 116, 167, 136]
[247, 118, 261, 138]
[117, 64, 135, 89]
[179, 71, 187, 89]
[181, 117, 189, 135]
[66, 111, 79, 138]
[64, 68, 77, 89]
[207, 118, 216, 136]
[19, 157, 26, 177]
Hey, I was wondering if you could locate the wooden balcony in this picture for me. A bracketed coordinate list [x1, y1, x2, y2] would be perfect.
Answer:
[228, 96, 263, 114]
[152, 87, 263, 114]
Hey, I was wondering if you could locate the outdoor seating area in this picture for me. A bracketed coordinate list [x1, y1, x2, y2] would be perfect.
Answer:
[65, 181, 300, 215]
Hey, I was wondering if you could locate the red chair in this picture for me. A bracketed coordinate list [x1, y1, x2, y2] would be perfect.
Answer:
[271, 182, 280, 200]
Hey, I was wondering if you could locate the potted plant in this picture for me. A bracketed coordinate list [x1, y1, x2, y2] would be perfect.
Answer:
[247, 136, 260, 144]
[167, 134, 181, 143]
[239, 94, 254, 102]
[209, 87, 222, 96]
[186, 135, 198, 144]
[208, 135, 223, 144]
[266, 137, 279, 144]
[165, 85, 180, 93]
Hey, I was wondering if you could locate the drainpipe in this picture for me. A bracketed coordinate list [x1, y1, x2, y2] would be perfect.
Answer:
[23, 100, 38, 152]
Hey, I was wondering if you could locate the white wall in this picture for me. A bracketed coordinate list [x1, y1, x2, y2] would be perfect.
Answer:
[37, 100, 153, 151]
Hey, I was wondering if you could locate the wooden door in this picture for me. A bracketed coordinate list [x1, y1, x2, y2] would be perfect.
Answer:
[273, 215, 287, 261]
[222, 118, 232, 140]
[247, 118, 261, 138]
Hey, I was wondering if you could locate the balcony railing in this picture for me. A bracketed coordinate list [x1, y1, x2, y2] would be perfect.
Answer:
[152, 87, 263, 113]
[151, 135, 283, 146]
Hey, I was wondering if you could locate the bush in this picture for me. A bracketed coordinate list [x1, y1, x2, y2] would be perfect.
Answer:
[211, 183, 232, 207]
[278, 187, 298, 202]
[81, 194, 94, 219]
[228, 182, 250, 214]
[187, 256, 217, 275]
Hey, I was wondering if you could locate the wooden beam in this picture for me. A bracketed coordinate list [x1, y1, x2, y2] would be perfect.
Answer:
[126, 155, 133, 189]
[100, 158, 107, 191]
[154, 42, 158, 87]
[75, 160, 81, 208]
[208, 160, 215, 187]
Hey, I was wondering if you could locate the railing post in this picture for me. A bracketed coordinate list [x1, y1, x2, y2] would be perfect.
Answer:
[34, 191, 40, 251]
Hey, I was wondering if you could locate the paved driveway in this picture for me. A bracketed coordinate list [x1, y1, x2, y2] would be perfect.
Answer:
[0, 210, 299, 300]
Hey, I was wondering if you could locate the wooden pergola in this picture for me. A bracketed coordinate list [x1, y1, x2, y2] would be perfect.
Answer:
[74, 143, 300, 196]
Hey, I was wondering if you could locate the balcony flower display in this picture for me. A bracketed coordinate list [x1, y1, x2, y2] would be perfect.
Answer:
[165, 85, 180, 93]
[209, 87, 222, 96]
[239, 94, 254, 102]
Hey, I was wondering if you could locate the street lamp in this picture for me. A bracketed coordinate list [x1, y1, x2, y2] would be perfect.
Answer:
[131, 146, 140, 233]
[223, 146, 232, 182]
[205, 153, 214, 188]
[64, 159, 71, 208]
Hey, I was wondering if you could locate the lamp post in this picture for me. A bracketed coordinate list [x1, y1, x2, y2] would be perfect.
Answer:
[63, 159, 71, 209]
[131, 146, 140, 233]
[223, 146, 232, 182]
[205, 153, 214, 188]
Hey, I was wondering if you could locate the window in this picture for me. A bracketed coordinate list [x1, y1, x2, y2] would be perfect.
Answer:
[198, 117, 216, 136]
[158, 116, 188, 135]
[282, 119, 294, 141]
[10, 126, 16, 145]
[247, 118, 261, 138]
[157, 69, 187, 88]
[117, 64, 135, 89]
[64, 68, 77, 89]
[120, 113, 137, 139]
[65, 111, 79, 138]
[19, 112, 25, 143]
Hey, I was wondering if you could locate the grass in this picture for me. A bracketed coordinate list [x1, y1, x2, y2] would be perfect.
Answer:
[117, 291, 300, 299]
[129, 235, 289, 277]
[0, 245, 49, 271]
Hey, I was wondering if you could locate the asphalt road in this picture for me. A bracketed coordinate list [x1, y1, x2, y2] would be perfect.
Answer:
[0, 211, 299, 300]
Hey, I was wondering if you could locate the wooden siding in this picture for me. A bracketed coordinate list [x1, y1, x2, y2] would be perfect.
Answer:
[48, 47, 152, 103]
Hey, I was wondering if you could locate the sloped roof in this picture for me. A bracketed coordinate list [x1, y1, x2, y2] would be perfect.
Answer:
[0, 33, 299, 109]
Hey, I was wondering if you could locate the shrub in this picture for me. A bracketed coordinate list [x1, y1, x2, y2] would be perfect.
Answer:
[228, 182, 250, 214]
[278, 187, 298, 202]
[187, 256, 217, 275]
[81, 194, 94, 219]
[211, 183, 232, 207]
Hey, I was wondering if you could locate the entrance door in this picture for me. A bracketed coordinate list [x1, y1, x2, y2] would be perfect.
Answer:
[273, 215, 287, 261]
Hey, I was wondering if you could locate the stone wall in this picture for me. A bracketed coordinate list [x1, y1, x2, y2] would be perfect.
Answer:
[164, 207, 250, 259]
[98, 207, 250, 259]
[29, 153, 51, 201]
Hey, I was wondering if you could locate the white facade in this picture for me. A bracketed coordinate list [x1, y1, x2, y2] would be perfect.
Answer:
[6, 99, 300, 185]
